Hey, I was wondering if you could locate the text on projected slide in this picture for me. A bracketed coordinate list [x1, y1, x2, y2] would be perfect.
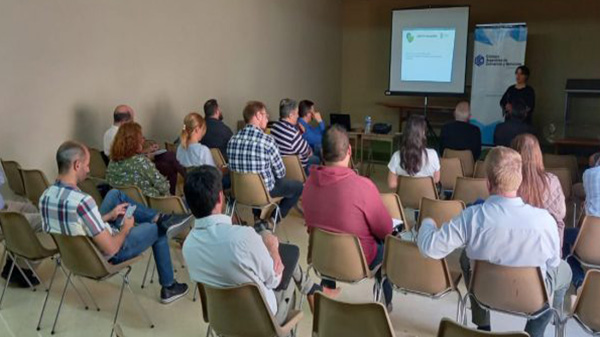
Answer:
[401, 28, 456, 83]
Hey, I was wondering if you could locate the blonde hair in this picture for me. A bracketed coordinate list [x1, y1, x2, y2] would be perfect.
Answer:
[180, 113, 206, 149]
[486, 146, 523, 194]
[511, 134, 549, 208]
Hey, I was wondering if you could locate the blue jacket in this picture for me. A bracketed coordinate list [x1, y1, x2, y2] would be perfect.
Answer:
[298, 119, 325, 149]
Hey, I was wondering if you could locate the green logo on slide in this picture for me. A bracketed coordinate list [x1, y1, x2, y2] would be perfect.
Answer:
[406, 32, 414, 43]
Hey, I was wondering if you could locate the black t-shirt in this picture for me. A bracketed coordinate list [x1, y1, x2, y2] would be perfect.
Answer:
[439, 121, 482, 160]
[493, 119, 535, 147]
[201, 118, 234, 161]
[500, 85, 536, 124]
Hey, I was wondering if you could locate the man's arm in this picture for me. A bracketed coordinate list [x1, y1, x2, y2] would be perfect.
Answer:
[417, 214, 468, 259]
[244, 231, 281, 289]
[269, 139, 286, 179]
[92, 216, 134, 257]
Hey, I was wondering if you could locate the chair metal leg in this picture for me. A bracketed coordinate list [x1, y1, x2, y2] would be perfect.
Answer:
[24, 259, 48, 291]
[205, 326, 212, 337]
[141, 252, 153, 289]
[149, 263, 155, 284]
[192, 284, 198, 302]
[59, 265, 88, 310]
[10, 254, 35, 290]
[37, 258, 60, 330]
[455, 289, 464, 323]
[110, 269, 129, 337]
[51, 271, 72, 335]
[124, 272, 155, 328]
[0, 255, 16, 309]
[77, 277, 101, 311]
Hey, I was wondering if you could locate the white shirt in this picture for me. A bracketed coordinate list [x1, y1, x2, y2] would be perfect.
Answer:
[176, 143, 216, 168]
[182, 214, 281, 314]
[388, 148, 440, 177]
[418, 195, 561, 276]
[103, 125, 119, 156]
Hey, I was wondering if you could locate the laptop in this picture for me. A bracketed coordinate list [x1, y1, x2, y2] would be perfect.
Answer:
[330, 114, 351, 131]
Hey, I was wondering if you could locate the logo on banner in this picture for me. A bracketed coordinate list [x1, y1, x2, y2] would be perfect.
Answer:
[406, 32, 414, 43]
[475, 54, 485, 67]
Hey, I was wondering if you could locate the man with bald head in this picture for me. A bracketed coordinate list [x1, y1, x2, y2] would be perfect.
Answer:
[103, 104, 133, 156]
[439, 101, 482, 160]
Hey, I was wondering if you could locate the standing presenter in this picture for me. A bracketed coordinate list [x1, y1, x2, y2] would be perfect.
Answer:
[500, 65, 535, 125]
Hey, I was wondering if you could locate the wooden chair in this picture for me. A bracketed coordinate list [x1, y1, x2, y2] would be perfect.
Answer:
[20, 169, 50, 206]
[396, 176, 438, 210]
[444, 149, 475, 177]
[417, 198, 465, 229]
[382, 236, 464, 322]
[88, 148, 107, 179]
[561, 270, 600, 336]
[437, 317, 529, 337]
[380, 193, 408, 230]
[451, 177, 489, 205]
[473, 160, 488, 179]
[78, 178, 104, 206]
[114, 185, 147, 206]
[547, 167, 576, 227]
[440, 157, 464, 193]
[231, 171, 283, 230]
[568, 216, 600, 270]
[209, 148, 227, 168]
[198, 282, 303, 337]
[543, 153, 579, 183]
[0, 159, 25, 196]
[312, 292, 395, 337]
[282, 155, 307, 183]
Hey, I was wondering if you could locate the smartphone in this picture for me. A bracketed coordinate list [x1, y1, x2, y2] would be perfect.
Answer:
[118, 205, 137, 228]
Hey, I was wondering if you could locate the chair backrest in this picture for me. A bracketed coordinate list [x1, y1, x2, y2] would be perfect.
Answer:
[307, 228, 371, 282]
[383, 236, 453, 296]
[473, 160, 488, 179]
[78, 178, 104, 206]
[88, 148, 107, 179]
[418, 198, 465, 228]
[546, 167, 572, 199]
[469, 260, 548, 315]
[440, 157, 464, 191]
[50, 234, 111, 280]
[0, 212, 54, 260]
[282, 155, 307, 183]
[572, 270, 600, 333]
[209, 148, 227, 168]
[396, 176, 438, 209]
[436, 317, 529, 337]
[198, 283, 278, 337]
[444, 149, 475, 177]
[312, 292, 395, 337]
[147, 195, 187, 214]
[380, 193, 408, 229]
[543, 153, 578, 183]
[114, 185, 147, 207]
[165, 142, 177, 153]
[1, 160, 25, 196]
[451, 177, 490, 205]
[20, 169, 50, 206]
[572, 216, 600, 266]
[231, 171, 272, 206]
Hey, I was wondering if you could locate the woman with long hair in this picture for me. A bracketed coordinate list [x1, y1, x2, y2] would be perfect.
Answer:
[387, 115, 440, 189]
[106, 122, 171, 197]
[176, 113, 215, 168]
[511, 133, 566, 244]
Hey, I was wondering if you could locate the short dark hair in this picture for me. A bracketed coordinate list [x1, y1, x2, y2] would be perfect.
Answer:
[516, 65, 530, 78]
[243, 101, 267, 123]
[298, 100, 314, 118]
[113, 112, 131, 124]
[322, 125, 350, 163]
[204, 99, 219, 118]
[279, 98, 298, 119]
[184, 166, 223, 218]
[56, 141, 87, 174]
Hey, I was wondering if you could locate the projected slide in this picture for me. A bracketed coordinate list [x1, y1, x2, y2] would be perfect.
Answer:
[400, 28, 456, 83]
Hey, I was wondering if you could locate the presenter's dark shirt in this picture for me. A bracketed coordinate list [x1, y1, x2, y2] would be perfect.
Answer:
[440, 121, 482, 160]
[201, 118, 234, 161]
[493, 119, 535, 147]
[500, 85, 536, 124]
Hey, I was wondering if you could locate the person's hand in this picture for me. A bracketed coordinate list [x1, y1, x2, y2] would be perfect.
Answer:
[297, 123, 306, 133]
[109, 203, 129, 221]
[313, 112, 323, 122]
[272, 251, 284, 276]
[121, 215, 135, 234]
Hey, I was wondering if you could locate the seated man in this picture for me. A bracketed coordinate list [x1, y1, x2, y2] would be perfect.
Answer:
[298, 100, 325, 156]
[39, 141, 191, 303]
[182, 166, 331, 323]
[418, 147, 571, 337]
[271, 98, 320, 174]
[439, 101, 481, 160]
[494, 103, 535, 147]
[227, 101, 303, 221]
[103, 105, 133, 158]
[302, 125, 394, 310]
[201, 99, 234, 162]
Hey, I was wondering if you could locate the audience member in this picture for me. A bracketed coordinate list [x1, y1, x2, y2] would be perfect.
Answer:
[103, 105, 133, 157]
[271, 98, 320, 174]
[227, 101, 302, 220]
[201, 99, 233, 162]
[511, 134, 566, 245]
[418, 147, 571, 337]
[106, 122, 171, 197]
[493, 103, 534, 147]
[40, 141, 190, 303]
[302, 125, 394, 310]
[387, 115, 440, 190]
[439, 101, 481, 160]
[182, 166, 332, 321]
[298, 100, 325, 155]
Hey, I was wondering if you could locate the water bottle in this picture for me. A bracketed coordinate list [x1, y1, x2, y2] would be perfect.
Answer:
[365, 116, 372, 134]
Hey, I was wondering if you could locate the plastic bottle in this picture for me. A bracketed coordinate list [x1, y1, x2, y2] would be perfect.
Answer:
[365, 116, 372, 134]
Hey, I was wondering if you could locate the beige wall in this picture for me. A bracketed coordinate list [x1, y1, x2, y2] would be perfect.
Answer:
[0, 0, 342, 177]
[341, 0, 600, 136]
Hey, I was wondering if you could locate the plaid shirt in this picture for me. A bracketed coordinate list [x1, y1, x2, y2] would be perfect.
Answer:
[227, 124, 285, 191]
[39, 181, 113, 237]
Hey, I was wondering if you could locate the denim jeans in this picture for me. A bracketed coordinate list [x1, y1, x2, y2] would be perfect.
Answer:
[269, 178, 303, 218]
[305, 155, 322, 176]
[100, 190, 174, 287]
[563, 227, 584, 288]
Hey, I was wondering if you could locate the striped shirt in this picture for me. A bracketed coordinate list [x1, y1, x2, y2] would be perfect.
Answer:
[227, 124, 286, 191]
[39, 181, 113, 237]
[270, 120, 312, 167]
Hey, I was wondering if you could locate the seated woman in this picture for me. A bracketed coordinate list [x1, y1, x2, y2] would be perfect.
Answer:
[106, 122, 171, 197]
[387, 115, 440, 190]
[176, 112, 230, 189]
[511, 134, 566, 245]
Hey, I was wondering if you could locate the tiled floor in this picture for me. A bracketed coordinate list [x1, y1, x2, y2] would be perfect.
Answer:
[0, 164, 589, 336]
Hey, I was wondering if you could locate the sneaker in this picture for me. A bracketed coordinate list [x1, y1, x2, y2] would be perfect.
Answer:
[253, 220, 269, 234]
[157, 214, 193, 237]
[160, 282, 189, 304]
